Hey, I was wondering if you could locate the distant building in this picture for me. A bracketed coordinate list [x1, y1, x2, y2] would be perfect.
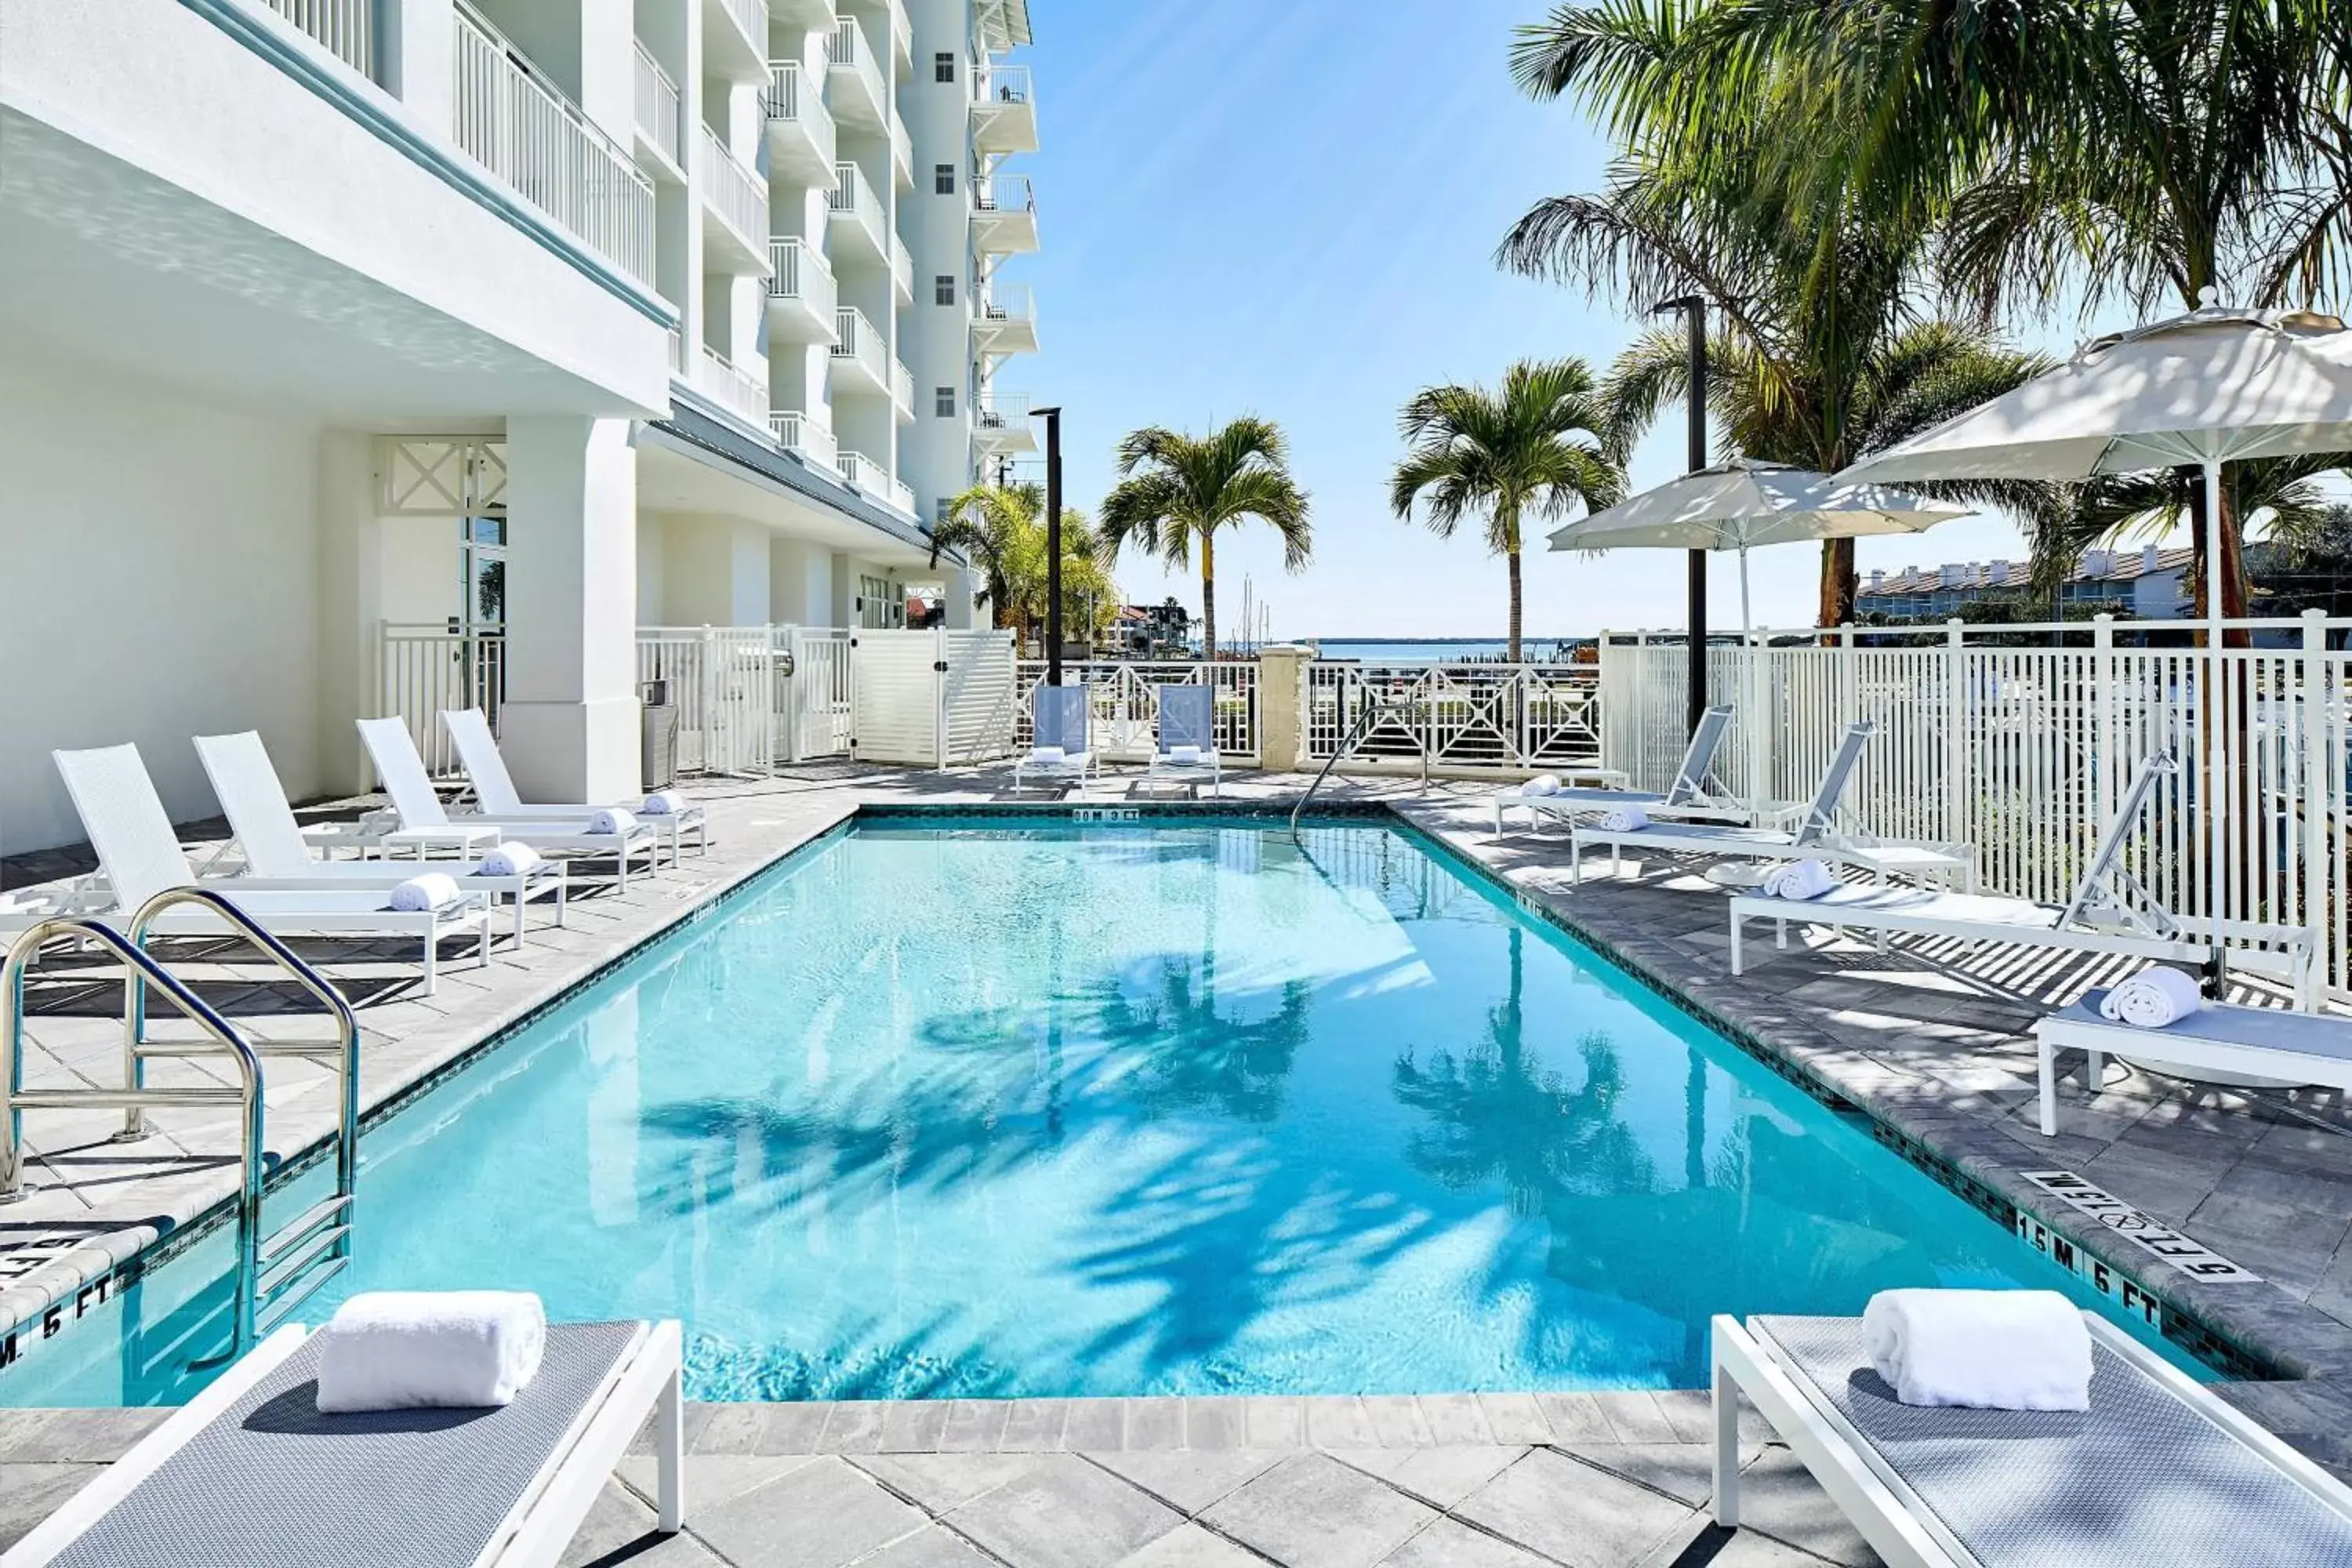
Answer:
[1856, 545, 2192, 620]
[1105, 600, 1192, 655]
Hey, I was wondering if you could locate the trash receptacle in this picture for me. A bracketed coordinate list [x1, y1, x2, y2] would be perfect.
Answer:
[641, 680, 680, 789]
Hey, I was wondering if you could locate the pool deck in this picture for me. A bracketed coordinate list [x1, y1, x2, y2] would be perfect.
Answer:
[5, 760, 2352, 1562]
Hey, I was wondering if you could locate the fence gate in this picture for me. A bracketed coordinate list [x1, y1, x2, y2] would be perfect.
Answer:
[785, 628, 855, 762]
[637, 627, 778, 776]
[852, 629, 1018, 766]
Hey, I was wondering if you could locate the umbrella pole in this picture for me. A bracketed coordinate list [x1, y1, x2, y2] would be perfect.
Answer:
[2202, 458, 2229, 969]
[1741, 546, 1763, 818]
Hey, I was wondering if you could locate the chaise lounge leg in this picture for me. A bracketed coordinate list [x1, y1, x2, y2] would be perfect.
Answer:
[656, 1360, 685, 1533]
[1712, 1352, 1742, 1528]
[1730, 912, 1744, 975]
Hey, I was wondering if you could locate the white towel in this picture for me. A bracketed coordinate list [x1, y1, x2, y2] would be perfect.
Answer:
[1028, 746, 1065, 765]
[478, 842, 541, 878]
[2100, 967, 2204, 1029]
[641, 790, 685, 817]
[314, 1290, 548, 1412]
[1861, 1287, 2091, 1411]
[1167, 745, 1203, 765]
[387, 873, 461, 913]
[1525, 774, 1563, 797]
[1765, 859, 1836, 900]
[588, 807, 637, 837]
[1598, 807, 1649, 833]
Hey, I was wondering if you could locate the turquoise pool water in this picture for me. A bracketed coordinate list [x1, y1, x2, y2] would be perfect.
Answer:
[9, 818, 2189, 1404]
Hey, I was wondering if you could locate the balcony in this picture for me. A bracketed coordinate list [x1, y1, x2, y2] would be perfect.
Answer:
[692, 344, 770, 429]
[766, 239, 838, 342]
[771, 412, 839, 471]
[764, 61, 837, 183]
[889, 477, 919, 521]
[888, 0, 913, 74]
[452, 2, 657, 289]
[971, 66, 1037, 155]
[632, 43, 686, 178]
[828, 161, 889, 267]
[972, 283, 1037, 355]
[891, 356, 915, 421]
[971, 172, 1038, 254]
[829, 307, 890, 397]
[703, 0, 766, 81]
[826, 18, 888, 130]
[891, 234, 913, 307]
[974, 389, 1037, 454]
[837, 448, 884, 494]
[699, 126, 771, 273]
[265, 0, 374, 77]
[890, 108, 913, 191]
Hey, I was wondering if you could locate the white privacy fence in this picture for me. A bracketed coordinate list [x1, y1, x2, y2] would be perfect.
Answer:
[1014, 662, 1261, 760]
[1600, 615, 2352, 997]
[1301, 662, 1605, 775]
[855, 630, 1019, 767]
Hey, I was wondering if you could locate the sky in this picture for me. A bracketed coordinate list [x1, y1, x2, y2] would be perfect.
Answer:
[1004, 0, 2168, 641]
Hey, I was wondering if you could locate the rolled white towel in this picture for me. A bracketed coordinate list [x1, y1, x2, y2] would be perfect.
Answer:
[388, 873, 462, 913]
[588, 807, 637, 837]
[315, 1290, 548, 1412]
[1167, 744, 1203, 765]
[2100, 967, 2204, 1029]
[1598, 807, 1650, 833]
[1525, 774, 1563, 797]
[1768, 858, 1836, 900]
[478, 842, 541, 878]
[1861, 1287, 2091, 1411]
[641, 789, 685, 817]
[1027, 745, 1065, 765]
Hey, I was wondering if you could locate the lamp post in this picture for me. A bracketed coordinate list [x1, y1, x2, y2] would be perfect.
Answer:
[1036, 405, 1064, 685]
[1652, 295, 1708, 739]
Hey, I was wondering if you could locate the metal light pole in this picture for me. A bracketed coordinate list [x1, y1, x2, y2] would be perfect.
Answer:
[1037, 405, 1064, 686]
[1653, 296, 1708, 739]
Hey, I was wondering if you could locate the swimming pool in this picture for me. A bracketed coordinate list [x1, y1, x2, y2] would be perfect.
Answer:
[9, 816, 2190, 1405]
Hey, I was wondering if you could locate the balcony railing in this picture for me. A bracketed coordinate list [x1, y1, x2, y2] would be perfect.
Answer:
[699, 126, 769, 252]
[767, 238, 839, 326]
[451, 2, 656, 288]
[891, 356, 914, 417]
[828, 160, 887, 259]
[633, 42, 684, 169]
[978, 65, 1033, 107]
[827, 17, 887, 125]
[667, 325, 684, 373]
[979, 283, 1034, 330]
[831, 305, 887, 387]
[890, 477, 918, 519]
[890, 109, 913, 190]
[716, 0, 764, 55]
[763, 60, 838, 178]
[263, 0, 373, 76]
[837, 448, 880, 492]
[887, 0, 913, 68]
[694, 344, 769, 427]
[974, 173, 1035, 216]
[891, 234, 913, 303]
[771, 412, 838, 470]
[976, 388, 1029, 431]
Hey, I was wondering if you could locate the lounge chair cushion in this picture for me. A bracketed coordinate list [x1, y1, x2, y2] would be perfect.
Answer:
[1751, 1315, 2352, 1566]
[49, 1323, 641, 1568]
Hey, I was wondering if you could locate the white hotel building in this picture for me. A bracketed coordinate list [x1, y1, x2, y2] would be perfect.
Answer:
[0, 0, 1040, 854]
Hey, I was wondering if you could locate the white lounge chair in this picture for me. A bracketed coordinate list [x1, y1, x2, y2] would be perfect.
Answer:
[194, 731, 567, 946]
[1143, 684, 1223, 797]
[47, 745, 494, 994]
[1492, 705, 1740, 840]
[441, 707, 707, 864]
[1012, 685, 1095, 792]
[1711, 1307, 2352, 1567]
[1728, 752, 2319, 1010]
[358, 719, 663, 890]
[2034, 993, 2352, 1134]
[0, 1318, 684, 1568]
[1570, 723, 1962, 884]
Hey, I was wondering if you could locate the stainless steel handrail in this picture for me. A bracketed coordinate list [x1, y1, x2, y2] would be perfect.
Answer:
[1290, 695, 1425, 835]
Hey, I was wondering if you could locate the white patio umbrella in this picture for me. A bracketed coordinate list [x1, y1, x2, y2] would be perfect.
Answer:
[1549, 457, 1971, 809]
[1838, 296, 2352, 943]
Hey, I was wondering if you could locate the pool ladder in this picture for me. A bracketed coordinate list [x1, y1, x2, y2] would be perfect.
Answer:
[1, 887, 362, 1359]
[1290, 695, 1428, 836]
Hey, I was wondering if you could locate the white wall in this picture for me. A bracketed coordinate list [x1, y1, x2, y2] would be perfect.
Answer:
[0, 341, 323, 856]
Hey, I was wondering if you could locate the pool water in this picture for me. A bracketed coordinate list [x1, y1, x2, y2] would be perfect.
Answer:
[10, 818, 2191, 1404]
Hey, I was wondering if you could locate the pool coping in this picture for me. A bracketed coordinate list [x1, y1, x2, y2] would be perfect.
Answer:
[5, 796, 2350, 1408]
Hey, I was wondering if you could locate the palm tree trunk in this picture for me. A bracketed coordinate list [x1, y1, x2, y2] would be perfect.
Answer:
[1507, 548, 1523, 664]
[1817, 539, 1857, 627]
[1200, 528, 1218, 662]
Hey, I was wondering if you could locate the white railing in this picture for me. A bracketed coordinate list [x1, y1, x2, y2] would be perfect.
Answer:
[693, 343, 769, 426]
[450, 2, 656, 288]
[829, 159, 887, 255]
[1302, 662, 1602, 776]
[770, 412, 838, 470]
[887, 0, 913, 66]
[891, 356, 914, 417]
[974, 172, 1034, 215]
[376, 624, 506, 778]
[639, 626, 779, 776]
[715, 0, 764, 53]
[1599, 612, 2352, 997]
[763, 61, 836, 165]
[264, 0, 373, 76]
[699, 126, 769, 251]
[767, 238, 838, 323]
[1016, 662, 1261, 761]
[829, 17, 887, 116]
[978, 64, 1033, 107]
[888, 477, 918, 518]
[837, 448, 881, 491]
[890, 109, 913, 188]
[785, 627, 856, 761]
[831, 305, 887, 386]
[666, 325, 685, 373]
[975, 388, 1029, 433]
[978, 283, 1034, 332]
[891, 233, 913, 302]
[633, 42, 683, 168]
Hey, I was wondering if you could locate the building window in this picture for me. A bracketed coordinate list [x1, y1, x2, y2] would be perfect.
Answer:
[936, 387, 957, 418]
[935, 163, 956, 196]
[935, 51, 956, 83]
[935, 274, 956, 307]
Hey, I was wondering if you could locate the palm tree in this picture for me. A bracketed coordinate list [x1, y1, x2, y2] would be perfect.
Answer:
[1098, 419, 1311, 660]
[1390, 360, 1624, 661]
[930, 484, 1117, 649]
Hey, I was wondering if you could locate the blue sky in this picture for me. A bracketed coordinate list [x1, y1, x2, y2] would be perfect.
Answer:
[1007, 0, 2155, 641]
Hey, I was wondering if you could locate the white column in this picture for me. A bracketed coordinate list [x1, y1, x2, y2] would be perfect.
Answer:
[500, 416, 641, 801]
[379, 0, 454, 129]
[314, 430, 383, 795]
[942, 565, 976, 629]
